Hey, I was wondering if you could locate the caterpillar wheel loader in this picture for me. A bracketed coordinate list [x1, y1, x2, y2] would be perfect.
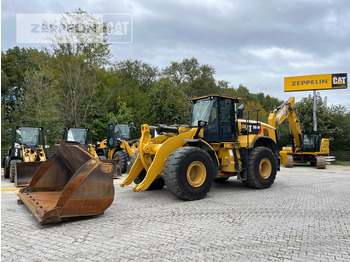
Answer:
[61, 127, 98, 158]
[120, 94, 282, 200]
[268, 97, 329, 169]
[17, 140, 115, 224]
[97, 124, 138, 174]
[62, 127, 122, 178]
[3, 126, 50, 187]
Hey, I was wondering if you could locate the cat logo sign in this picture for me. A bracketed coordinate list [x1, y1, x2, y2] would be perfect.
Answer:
[285, 73, 347, 92]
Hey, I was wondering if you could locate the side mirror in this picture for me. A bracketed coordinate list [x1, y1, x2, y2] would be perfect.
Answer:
[237, 104, 245, 119]
[7, 128, 13, 134]
[60, 129, 65, 135]
[46, 130, 51, 135]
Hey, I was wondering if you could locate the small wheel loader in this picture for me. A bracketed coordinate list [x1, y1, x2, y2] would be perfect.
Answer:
[3, 126, 50, 187]
[61, 127, 98, 158]
[96, 124, 138, 173]
[268, 97, 329, 169]
[121, 94, 282, 200]
[62, 127, 122, 178]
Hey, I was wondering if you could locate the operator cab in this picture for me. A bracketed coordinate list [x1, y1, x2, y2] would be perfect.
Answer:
[8, 126, 45, 149]
[61, 128, 92, 146]
[301, 131, 322, 152]
[107, 124, 133, 148]
[190, 95, 240, 142]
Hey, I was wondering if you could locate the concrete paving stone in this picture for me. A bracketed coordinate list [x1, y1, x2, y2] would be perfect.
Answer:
[2, 165, 350, 261]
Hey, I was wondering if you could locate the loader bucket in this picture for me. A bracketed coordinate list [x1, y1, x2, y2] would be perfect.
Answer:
[17, 140, 115, 224]
[15, 161, 44, 187]
[100, 159, 122, 178]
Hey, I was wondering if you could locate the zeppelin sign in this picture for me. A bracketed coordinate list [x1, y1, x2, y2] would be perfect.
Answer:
[284, 73, 347, 92]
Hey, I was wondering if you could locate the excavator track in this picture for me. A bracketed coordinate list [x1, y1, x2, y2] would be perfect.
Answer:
[316, 156, 326, 169]
[284, 155, 294, 168]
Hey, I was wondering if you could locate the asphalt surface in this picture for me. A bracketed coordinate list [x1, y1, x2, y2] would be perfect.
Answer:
[1, 165, 350, 261]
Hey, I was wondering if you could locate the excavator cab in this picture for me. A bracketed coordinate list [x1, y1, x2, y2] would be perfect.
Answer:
[301, 131, 322, 152]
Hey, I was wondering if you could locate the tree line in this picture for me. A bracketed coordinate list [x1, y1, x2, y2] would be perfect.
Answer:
[2, 34, 349, 152]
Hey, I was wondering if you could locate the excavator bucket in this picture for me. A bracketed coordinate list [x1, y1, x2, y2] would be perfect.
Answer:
[15, 161, 44, 187]
[17, 141, 115, 224]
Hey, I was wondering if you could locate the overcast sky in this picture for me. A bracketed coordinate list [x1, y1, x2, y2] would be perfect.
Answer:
[2, 0, 350, 108]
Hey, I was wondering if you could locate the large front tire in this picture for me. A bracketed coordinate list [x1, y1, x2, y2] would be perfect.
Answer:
[242, 147, 277, 189]
[163, 147, 215, 200]
[9, 159, 22, 183]
[113, 151, 128, 174]
[4, 158, 10, 178]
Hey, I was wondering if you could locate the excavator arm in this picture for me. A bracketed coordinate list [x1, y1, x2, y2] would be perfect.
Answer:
[268, 97, 303, 150]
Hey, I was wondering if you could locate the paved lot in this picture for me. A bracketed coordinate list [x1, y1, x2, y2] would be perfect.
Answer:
[1, 165, 350, 261]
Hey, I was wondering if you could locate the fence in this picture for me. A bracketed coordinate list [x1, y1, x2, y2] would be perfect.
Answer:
[329, 151, 350, 162]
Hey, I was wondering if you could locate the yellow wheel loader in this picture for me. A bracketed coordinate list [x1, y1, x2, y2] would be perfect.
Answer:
[3, 126, 49, 187]
[120, 94, 281, 200]
[268, 97, 329, 169]
[62, 127, 122, 178]
[61, 127, 99, 158]
[102, 124, 138, 174]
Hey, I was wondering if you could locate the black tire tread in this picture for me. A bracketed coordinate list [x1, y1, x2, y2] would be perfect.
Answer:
[10, 159, 22, 183]
[114, 150, 128, 174]
[163, 147, 215, 200]
[243, 147, 276, 189]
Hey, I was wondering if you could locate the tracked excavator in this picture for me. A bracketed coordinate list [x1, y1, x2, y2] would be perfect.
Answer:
[268, 97, 329, 169]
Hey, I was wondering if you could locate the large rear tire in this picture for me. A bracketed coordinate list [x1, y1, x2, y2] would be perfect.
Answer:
[113, 150, 128, 174]
[242, 147, 277, 189]
[163, 147, 215, 200]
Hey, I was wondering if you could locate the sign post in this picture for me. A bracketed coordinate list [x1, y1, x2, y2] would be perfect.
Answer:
[285, 73, 347, 131]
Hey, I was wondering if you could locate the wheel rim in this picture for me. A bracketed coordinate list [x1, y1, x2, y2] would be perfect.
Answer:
[186, 161, 206, 187]
[259, 158, 272, 179]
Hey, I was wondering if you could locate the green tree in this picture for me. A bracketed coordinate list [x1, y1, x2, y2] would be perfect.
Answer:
[163, 58, 219, 98]
[295, 93, 349, 151]
[22, 68, 58, 126]
[48, 9, 112, 128]
[148, 78, 189, 125]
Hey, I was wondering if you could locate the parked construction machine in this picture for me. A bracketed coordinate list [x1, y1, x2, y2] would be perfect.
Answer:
[268, 97, 329, 168]
[3, 126, 49, 186]
[61, 127, 98, 158]
[120, 94, 282, 200]
[97, 124, 138, 173]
